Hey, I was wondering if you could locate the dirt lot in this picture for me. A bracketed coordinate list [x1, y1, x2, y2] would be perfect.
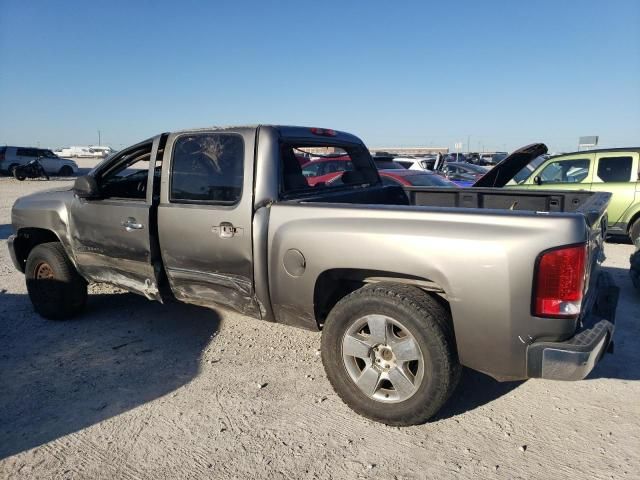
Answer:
[1, 167, 639, 480]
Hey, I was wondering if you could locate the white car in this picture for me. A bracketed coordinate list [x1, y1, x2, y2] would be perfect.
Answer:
[54, 146, 112, 158]
[393, 157, 434, 171]
[0, 146, 79, 176]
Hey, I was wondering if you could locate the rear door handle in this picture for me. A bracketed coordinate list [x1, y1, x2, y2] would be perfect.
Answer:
[212, 222, 242, 238]
[122, 217, 144, 232]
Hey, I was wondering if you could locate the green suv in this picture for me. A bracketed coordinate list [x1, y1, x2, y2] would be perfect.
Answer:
[509, 148, 640, 243]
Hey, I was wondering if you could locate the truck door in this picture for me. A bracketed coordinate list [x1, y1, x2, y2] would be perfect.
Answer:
[589, 151, 638, 226]
[157, 128, 260, 317]
[68, 137, 163, 300]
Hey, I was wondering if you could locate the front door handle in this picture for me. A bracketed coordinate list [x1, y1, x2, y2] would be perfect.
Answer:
[122, 217, 144, 232]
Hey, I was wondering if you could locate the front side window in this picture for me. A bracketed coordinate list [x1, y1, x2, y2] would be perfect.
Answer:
[99, 146, 152, 200]
[596, 156, 633, 183]
[538, 159, 590, 184]
[171, 133, 244, 204]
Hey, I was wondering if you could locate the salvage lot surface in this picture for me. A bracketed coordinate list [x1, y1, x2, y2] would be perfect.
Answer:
[1, 168, 639, 479]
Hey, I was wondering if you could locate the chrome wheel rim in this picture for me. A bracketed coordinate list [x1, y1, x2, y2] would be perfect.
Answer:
[341, 314, 424, 403]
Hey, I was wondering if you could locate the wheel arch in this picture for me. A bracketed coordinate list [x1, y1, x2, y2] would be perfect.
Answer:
[313, 268, 450, 330]
[12, 227, 64, 273]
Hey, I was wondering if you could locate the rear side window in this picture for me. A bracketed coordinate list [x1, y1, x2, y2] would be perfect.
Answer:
[16, 148, 38, 157]
[170, 133, 244, 205]
[597, 156, 633, 183]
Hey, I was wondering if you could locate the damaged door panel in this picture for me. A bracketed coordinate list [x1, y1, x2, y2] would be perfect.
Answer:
[157, 129, 259, 317]
[67, 137, 163, 300]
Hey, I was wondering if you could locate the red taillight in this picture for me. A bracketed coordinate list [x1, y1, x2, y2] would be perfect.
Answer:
[534, 244, 587, 318]
[310, 127, 337, 137]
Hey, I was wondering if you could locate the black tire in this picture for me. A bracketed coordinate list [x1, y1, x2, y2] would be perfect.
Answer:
[630, 249, 640, 292]
[629, 219, 640, 246]
[58, 165, 73, 176]
[13, 170, 26, 181]
[321, 282, 461, 426]
[8, 163, 19, 176]
[25, 242, 88, 320]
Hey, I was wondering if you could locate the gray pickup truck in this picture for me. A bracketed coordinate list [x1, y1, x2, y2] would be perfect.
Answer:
[8, 126, 618, 425]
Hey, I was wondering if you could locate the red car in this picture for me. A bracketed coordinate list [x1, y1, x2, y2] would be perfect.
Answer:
[327, 169, 457, 188]
[378, 169, 457, 187]
[301, 156, 353, 186]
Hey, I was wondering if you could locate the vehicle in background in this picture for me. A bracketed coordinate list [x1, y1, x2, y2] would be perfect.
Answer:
[88, 146, 115, 158]
[8, 129, 617, 426]
[301, 155, 354, 186]
[0, 146, 79, 176]
[54, 146, 113, 158]
[393, 157, 434, 171]
[329, 169, 457, 188]
[477, 152, 509, 166]
[13, 158, 49, 181]
[497, 148, 640, 243]
[444, 152, 468, 163]
[437, 162, 489, 187]
[378, 169, 457, 187]
[371, 153, 405, 170]
[466, 152, 481, 164]
[510, 155, 548, 184]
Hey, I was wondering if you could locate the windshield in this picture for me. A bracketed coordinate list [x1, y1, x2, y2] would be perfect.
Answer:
[512, 155, 547, 184]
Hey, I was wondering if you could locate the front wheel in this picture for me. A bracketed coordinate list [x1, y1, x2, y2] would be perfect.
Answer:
[321, 283, 460, 426]
[13, 170, 26, 181]
[25, 242, 88, 319]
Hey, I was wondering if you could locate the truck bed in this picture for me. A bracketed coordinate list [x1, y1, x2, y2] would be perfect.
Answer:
[294, 185, 610, 225]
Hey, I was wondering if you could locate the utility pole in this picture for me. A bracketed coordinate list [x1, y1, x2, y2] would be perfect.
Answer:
[467, 135, 470, 153]
[98, 130, 101, 146]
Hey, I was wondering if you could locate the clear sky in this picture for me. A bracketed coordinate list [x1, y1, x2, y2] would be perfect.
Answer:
[1, 0, 638, 153]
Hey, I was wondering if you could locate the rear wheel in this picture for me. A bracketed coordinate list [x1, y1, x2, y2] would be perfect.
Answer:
[25, 242, 87, 320]
[13, 169, 26, 181]
[59, 165, 73, 176]
[8, 163, 19, 176]
[321, 283, 460, 426]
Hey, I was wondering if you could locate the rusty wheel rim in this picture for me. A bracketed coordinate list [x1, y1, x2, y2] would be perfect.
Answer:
[35, 262, 54, 280]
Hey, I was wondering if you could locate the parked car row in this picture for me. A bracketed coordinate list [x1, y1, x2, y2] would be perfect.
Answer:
[297, 146, 640, 244]
[500, 147, 640, 244]
[53, 145, 114, 158]
[0, 146, 79, 176]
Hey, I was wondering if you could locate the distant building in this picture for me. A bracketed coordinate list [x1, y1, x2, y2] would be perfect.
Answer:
[369, 146, 449, 156]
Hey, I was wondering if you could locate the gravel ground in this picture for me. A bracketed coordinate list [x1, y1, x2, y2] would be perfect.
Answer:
[1, 166, 639, 480]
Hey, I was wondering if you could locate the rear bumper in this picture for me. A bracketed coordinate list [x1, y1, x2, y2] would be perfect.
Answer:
[526, 272, 618, 381]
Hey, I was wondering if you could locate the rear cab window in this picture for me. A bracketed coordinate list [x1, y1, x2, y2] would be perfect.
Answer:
[279, 141, 379, 198]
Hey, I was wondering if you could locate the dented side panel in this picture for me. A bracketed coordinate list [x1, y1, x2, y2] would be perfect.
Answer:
[157, 128, 260, 318]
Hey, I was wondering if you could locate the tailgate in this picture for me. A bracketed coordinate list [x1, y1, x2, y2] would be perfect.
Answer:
[578, 192, 612, 321]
